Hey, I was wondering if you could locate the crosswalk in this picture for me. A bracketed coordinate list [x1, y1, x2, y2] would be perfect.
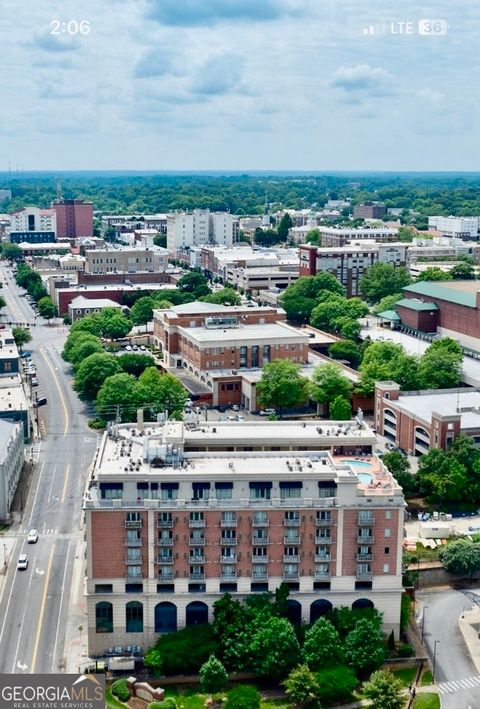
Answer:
[22, 528, 58, 535]
[438, 674, 480, 694]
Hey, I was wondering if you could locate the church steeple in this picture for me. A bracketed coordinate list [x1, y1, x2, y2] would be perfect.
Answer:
[262, 192, 270, 227]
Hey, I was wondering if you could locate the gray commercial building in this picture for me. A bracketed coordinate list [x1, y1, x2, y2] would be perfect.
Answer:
[0, 420, 24, 522]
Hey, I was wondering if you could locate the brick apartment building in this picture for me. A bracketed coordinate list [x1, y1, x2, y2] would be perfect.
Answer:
[52, 199, 93, 239]
[375, 382, 480, 455]
[153, 303, 309, 408]
[310, 226, 398, 248]
[84, 247, 168, 275]
[84, 419, 404, 656]
[353, 202, 387, 219]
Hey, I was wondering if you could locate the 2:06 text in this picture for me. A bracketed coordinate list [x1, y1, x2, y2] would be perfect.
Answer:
[50, 20, 91, 35]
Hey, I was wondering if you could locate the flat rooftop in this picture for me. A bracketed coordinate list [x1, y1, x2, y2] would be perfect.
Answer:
[178, 322, 307, 344]
[69, 296, 121, 309]
[391, 389, 480, 429]
[0, 376, 29, 411]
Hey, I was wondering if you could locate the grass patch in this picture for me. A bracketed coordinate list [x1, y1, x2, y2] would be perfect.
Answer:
[421, 669, 433, 686]
[163, 688, 209, 709]
[105, 687, 126, 709]
[413, 692, 440, 709]
[391, 667, 417, 687]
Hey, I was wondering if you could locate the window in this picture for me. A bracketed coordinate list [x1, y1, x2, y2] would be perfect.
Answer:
[263, 344, 271, 363]
[136, 482, 149, 499]
[95, 584, 113, 594]
[189, 512, 205, 526]
[190, 548, 204, 561]
[383, 564, 390, 573]
[284, 546, 299, 558]
[384, 528, 391, 538]
[385, 510, 392, 520]
[253, 511, 268, 525]
[284, 511, 300, 524]
[126, 548, 141, 561]
[251, 345, 259, 368]
[249, 482, 272, 500]
[239, 346, 247, 367]
[158, 531, 172, 544]
[317, 511, 332, 523]
[125, 583, 143, 593]
[3, 362, 11, 372]
[221, 511, 236, 524]
[190, 529, 205, 544]
[284, 563, 298, 578]
[158, 549, 173, 562]
[280, 482, 302, 499]
[221, 529, 236, 542]
[284, 528, 300, 543]
[192, 482, 210, 500]
[95, 602, 113, 633]
[253, 546, 267, 558]
[216, 484, 233, 501]
[161, 483, 178, 501]
[100, 483, 123, 500]
[253, 528, 268, 542]
[126, 512, 141, 524]
[126, 601, 143, 632]
[252, 563, 267, 579]
[384, 546, 390, 554]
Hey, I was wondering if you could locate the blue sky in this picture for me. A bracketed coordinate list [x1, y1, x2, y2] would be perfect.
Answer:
[1, 0, 479, 170]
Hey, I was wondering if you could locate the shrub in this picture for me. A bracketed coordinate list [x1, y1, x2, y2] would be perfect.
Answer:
[284, 664, 320, 708]
[111, 679, 130, 702]
[316, 665, 357, 705]
[225, 685, 261, 709]
[397, 643, 415, 658]
[148, 700, 177, 709]
[199, 655, 228, 694]
[149, 624, 218, 676]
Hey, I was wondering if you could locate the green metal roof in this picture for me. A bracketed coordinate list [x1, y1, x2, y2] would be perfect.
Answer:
[403, 281, 477, 308]
[395, 298, 438, 312]
[377, 309, 401, 321]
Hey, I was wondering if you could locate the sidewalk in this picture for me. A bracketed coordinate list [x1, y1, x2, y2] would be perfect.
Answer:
[459, 606, 480, 674]
[63, 536, 90, 673]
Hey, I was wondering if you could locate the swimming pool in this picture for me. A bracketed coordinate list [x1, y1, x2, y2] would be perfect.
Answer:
[339, 459, 374, 485]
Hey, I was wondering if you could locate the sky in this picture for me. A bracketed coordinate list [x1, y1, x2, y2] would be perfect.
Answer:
[1, 0, 479, 171]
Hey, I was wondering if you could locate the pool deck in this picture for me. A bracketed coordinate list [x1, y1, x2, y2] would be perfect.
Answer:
[333, 455, 393, 492]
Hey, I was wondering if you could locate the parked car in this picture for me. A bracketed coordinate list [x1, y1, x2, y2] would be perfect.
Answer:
[31, 378, 39, 387]
[235, 415, 246, 422]
[374, 448, 384, 458]
[21, 351, 31, 359]
[125, 345, 133, 351]
[36, 397, 47, 406]
[232, 404, 240, 412]
[27, 529, 38, 544]
[259, 408, 276, 417]
[139, 345, 147, 351]
[17, 554, 28, 570]
[132, 344, 139, 351]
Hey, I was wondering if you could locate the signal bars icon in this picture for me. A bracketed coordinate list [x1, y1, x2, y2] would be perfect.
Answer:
[363, 23, 383, 35]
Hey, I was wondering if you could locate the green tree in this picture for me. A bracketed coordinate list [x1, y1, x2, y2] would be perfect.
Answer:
[143, 648, 162, 677]
[316, 666, 357, 705]
[199, 655, 228, 695]
[130, 296, 155, 325]
[213, 594, 250, 670]
[306, 228, 320, 245]
[330, 395, 352, 420]
[1, 243, 22, 261]
[74, 352, 122, 401]
[357, 341, 419, 396]
[250, 617, 300, 679]
[416, 267, 452, 281]
[333, 317, 361, 340]
[153, 233, 167, 248]
[12, 327, 31, 349]
[257, 360, 308, 413]
[118, 353, 155, 377]
[450, 262, 475, 279]
[146, 624, 218, 676]
[328, 340, 362, 367]
[309, 363, 352, 415]
[283, 665, 320, 708]
[70, 315, 103, 337]
[96, 372, 140, 422]
[154, 299, 174, 310]
[98, 309, 132, 339]
[280, 274, 344, 324]
[344, 618, 386, 676]
[63, 330, 100, 362]
[310, 295, 368, 332]
[277, 212, 293, 241]
[361, 670, 405, 709]
[328, 606, 382, 639]
[360, 263, 411, 303]
[382, 451, 418, 495]
[136, 367, 188, 418]
[225, 686, 260, 709]
[302, 617, 345, 669]
[201, 288, 241, 306]
[0, 296, 5, 310]
[439, 539, 480, 578]
[417, 448, 469, 505]
[372, 293, 403, 315]
[417, 338, 462, 389]
[37, 296, 57, 320]
[70, 338, 104, 369]
[177, 271, 210, 297]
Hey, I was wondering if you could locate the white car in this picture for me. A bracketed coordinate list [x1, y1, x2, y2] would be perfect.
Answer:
[125, 345, 133, 351]
[259, 409, 276, 417]
[17, 554, 28, 570]
[27, 529, 38, 544]
[139, 345, 147, 351]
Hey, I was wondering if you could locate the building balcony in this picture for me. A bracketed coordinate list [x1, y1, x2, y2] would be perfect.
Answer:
[221, 571, 237, 579]
[315, 536, 332, 544]
[157, 571, 173, 581]
[358, 516, 375, 526]
[189, 538, 205, 546]
[284, 536, 300, 544]
[283, 571, 299, 580]
[125, 557, 142, 565]
[284, 518, 301, 526]
[221, 519, 237, 527]
[157, 538, 173, 546]
[251, 570, 268, 580]
[189, 573, 205, 581]
[125, 520, 142, 529]
[252, 518, 269, 527]
[189, 519, 205, 528]
[157, 519, 173, 528]
[157, 556, 174, 564]
[356, 570, 372, 580]
[221, 555, 237, 564]
[357, 535, 374, 544]
[252, 536, 269, 545]
[284, 554, 300, 563]
[357, 553, 373, 561]
[125, 570, 142, 579]
[316, 517, 332, 526]
[314, 570, 331, 580]
[189, 555, 205, 564]
[221, 538, 237, 545]
[125, 539, 142, 547]
[315, 553, 331, 561]
[252, 555, 268, 563]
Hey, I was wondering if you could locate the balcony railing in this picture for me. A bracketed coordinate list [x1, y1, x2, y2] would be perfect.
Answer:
[157, 538, 173, 546]
[315, 553, 331, 561]
[189, 573, 205, 581]
[157, 556, 174, 564]
[157, 519, 173, 528]
[221, 518, 237, 527]
[356, 570, 372, 580]
[125, 520, 142, 529]
[357, 535, 374, 544]
[221, 555, 237, 563]
[189, 556, 205, 564]
[358, 516, 375, 526]
[252, 536, 269, 545]
[189, 519, 205, 528]
[221, 538, 237, 545]
[252, 518, 269, 527]
[315, 536, 332, 544]
[314, 570, 331, 580]
[157, 571, 173, 581]
[284, 536, 300, 544]
[125, 539, 142, 547]
[125, 557, 142, 565]
[251, 570, 268, 580]
[284, 554, 300, 563]
[125, 570, 142, 579]
[221, 571, 237, 579]
[357, 553, 373, 561]
[283, 571, 299, 580]
[189, 537, 205, 546]
[316, 517, 332, 526]
[252, 555, 268, 563]
[284, 518, 301, 526]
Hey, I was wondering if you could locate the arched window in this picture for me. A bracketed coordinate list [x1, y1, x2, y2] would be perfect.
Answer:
[126, 601, 143, 632]
[95, 602, 113, 633]
[154, 602, 177, 633]
[352, 598, 374, 610]
[286, 599, 302, 625]
[310, 599, 333, 623]
[415, 426, 430, 440]
[186, 601, 208, 626]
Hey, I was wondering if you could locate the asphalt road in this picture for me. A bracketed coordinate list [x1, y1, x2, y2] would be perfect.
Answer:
[0, 263, 97, 674]
[418, 588, 480, 709]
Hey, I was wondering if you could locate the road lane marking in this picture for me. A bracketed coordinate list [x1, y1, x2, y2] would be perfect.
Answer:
[51, 540, 71, 671]
[28, 459, 45, 527]
[39, 348, 69, 437]
[47, 465, 57, 503]
[61, 464, 71, 503]
[12, 555, 37, 672]
[31, 544, 55, 673]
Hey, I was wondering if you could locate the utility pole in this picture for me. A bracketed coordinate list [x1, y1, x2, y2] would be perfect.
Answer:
[432, 639, 440, 682]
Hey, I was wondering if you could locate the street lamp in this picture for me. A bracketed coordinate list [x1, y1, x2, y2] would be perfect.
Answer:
[432, 640, 440, 683]
[421, 604, 428, 643]
[3, 543, 7, 570]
